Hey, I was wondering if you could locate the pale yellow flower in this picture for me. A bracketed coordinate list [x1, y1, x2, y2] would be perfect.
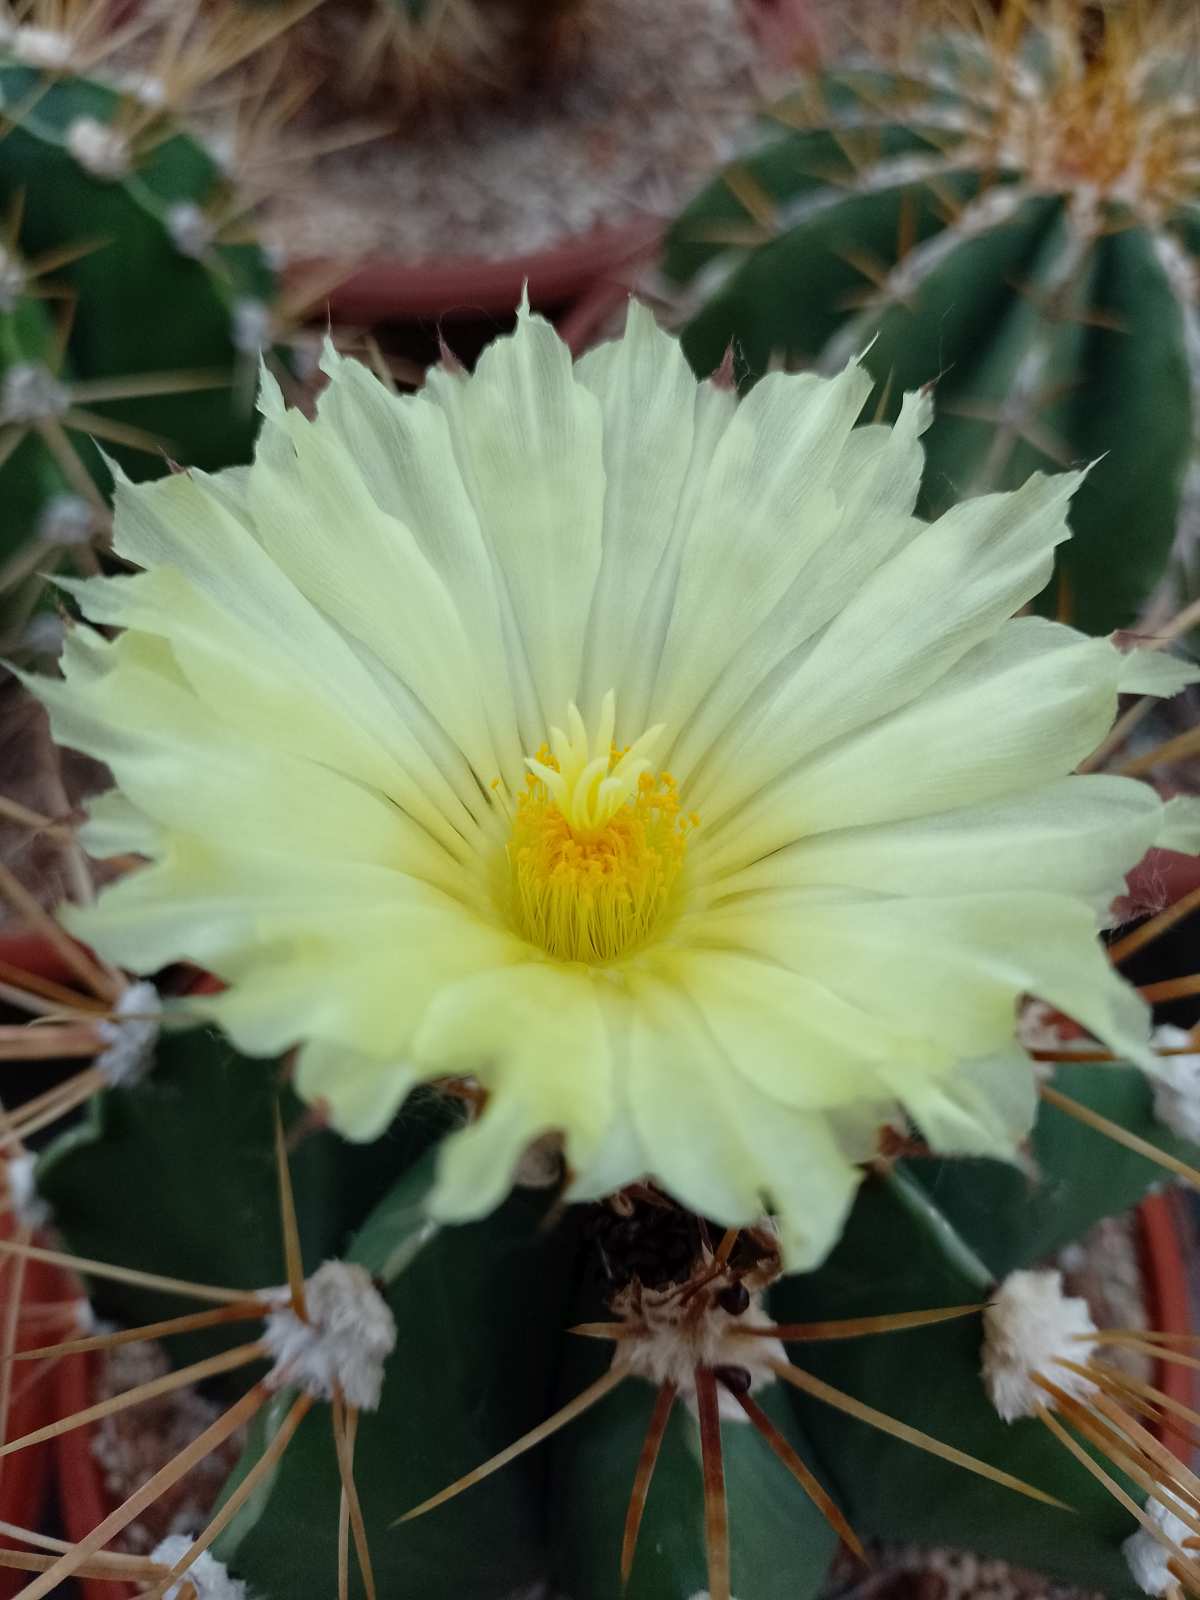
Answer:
[37, 305, 1199, 1267]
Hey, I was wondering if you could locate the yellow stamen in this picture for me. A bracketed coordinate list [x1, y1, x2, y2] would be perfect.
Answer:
[507, 691, 695, 964]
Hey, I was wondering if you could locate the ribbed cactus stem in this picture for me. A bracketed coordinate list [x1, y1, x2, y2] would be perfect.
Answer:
[666, 3, 1200, 632]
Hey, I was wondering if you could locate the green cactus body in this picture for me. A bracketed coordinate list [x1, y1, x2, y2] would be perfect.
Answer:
[0, 290, 84, 644]
[0, 38, 278, 655]
[664, 7, 1200, 635]
[32, 1024, 1200, 1600]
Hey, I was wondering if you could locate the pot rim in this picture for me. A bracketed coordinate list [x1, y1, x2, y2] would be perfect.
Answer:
[290, 217, 661, 326]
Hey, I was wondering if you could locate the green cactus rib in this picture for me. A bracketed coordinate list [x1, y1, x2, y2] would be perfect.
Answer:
[666, 33, 1200, 636]
[0, 49, 279, 653]
[32, 1017, 1193, 1600]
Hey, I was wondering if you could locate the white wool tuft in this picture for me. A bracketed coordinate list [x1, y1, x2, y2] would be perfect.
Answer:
[263, 1260, 395, 1411]
[166, 202, 215, 260]
[151, 1537, 247, 1600]
[0, 246, 24, 312]
[65, 117, 131, 180]
[21, 614, 65, 656]
[6, 1151, 48, 1228]
[1, 364, 69, 425]
[12, 26, 73, 69]
[231, 298, 272, 355]
[39, 492, 96, 545]
[96, 982, 161, 1088]
[1124, 1496, 1197, 1596]
[116, 70, 166, 108]
[1149, 1026, 1200, 1144]
[982, 1269, 1098, 1422]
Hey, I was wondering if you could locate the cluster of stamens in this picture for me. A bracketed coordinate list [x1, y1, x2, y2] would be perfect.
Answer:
[506, 692, 696, 963]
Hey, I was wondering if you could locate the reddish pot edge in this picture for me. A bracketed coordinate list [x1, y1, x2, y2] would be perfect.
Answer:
[0, 930, 81, 992]
[0, 1251, 60, 1600]
[291, 217, 661, 327]
[54, 1343, 135, 1600]
[1138, 1190, 1196, 1463]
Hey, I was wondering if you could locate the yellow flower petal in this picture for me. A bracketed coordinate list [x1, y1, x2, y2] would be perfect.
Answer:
[34, 301, 1199, 1272]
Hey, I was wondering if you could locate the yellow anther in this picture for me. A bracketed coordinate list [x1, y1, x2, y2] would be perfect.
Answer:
[507, 693, 693, 963]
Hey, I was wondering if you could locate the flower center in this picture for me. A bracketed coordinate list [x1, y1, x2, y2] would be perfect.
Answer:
[507, 691, 696, 964]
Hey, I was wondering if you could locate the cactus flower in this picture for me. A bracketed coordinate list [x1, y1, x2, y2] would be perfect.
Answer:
[36, 303, 1200, 1268]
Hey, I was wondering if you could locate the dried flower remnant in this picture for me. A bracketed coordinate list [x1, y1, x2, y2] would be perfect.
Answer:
[402, 1204, 1060, 1600]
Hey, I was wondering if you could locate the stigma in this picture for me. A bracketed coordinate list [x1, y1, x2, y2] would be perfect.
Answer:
[507, 691, 696, 964]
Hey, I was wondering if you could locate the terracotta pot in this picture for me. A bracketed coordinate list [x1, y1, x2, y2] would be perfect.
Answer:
[303, 217, 661, 334]
[287, 0, 812, 338]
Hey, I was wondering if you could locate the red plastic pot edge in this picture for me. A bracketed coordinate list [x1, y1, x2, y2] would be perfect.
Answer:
[54, 1345, 135, 1600]
[1138, 1190, 1196, 1463]
[0, 1251, 61, 1600]
[0, 930, 81, 991]
[297, 217, 662, 328]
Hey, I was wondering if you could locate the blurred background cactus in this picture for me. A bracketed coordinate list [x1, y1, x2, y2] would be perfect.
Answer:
[0, 0, 290, 662]
[231, 0, 596, 117]
[663, 0, 1200, 636]
[214, 0, 592, 119]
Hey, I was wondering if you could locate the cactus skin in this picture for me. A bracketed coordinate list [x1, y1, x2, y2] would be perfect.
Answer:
[0, 42, 279, 655]
[663, 7, 1200, 636]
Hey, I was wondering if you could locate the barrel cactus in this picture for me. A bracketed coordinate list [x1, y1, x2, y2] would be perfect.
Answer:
[663, 0, 1200, 636]
[255, 0, 593, 115]
[4, 303, 1200, 1600]
[0, 7, 283, 658]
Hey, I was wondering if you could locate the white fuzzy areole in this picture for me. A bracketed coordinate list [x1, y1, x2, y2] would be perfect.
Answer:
[38, 492, 95, 545]
[612, 1283, 785, 1421]
[231, 298, 272, 355]
[151, 1537, 247, 1600]
[65, 117, 131, 181]
[263, 1260, 396, 1411]
[1150, 1026, 1200, 1144]
[982, 1269, 1098, 1422]
[1124, 1496, 1197, 1595]
[96, 982, 161, 1089]
[1, 364, 68, 425]
[166, 202, 215, 261]
[12, 26, 73, 69]
[6, 1151, 48, 1228]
